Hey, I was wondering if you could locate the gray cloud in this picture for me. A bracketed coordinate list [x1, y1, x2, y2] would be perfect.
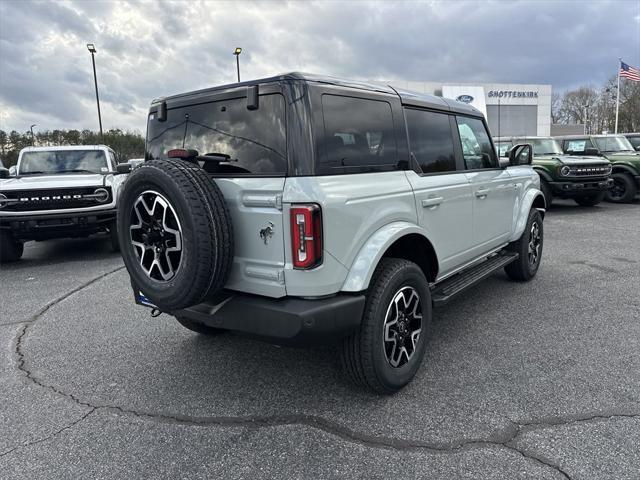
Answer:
[0, 0, 638, 134]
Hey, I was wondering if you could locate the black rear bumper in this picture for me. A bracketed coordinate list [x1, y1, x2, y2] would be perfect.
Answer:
[549, 178, 613, 197]
[135, 289, 366, 346]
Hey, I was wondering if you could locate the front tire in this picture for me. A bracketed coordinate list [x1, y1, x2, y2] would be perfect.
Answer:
[341, 258, 431, 394]
[0, 232, 24, 263]
[505, 209, 543, 282]
[175, 316, 226, 335]
[574, 192, 605, 207]
[540, 180, 553, 207]
[606, 172, 637, 203]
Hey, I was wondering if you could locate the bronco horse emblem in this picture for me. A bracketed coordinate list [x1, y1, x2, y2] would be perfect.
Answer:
[259, 221, 274, 245]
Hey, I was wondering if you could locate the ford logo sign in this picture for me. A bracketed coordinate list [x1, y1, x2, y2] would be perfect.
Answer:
[456, 95, 474, 104]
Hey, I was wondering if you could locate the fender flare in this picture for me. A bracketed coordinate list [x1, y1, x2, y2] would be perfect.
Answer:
[532, 166, 554, 183]
[341, 221, 434, 292]
[611, 163, 638, 177]
[510, 188, 545, 242]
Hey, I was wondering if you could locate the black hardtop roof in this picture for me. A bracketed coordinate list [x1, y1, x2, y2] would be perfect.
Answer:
[151, 72, 483, 117]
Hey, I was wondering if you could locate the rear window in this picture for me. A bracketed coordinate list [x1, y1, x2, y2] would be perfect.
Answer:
[319, 95, 398, 175]
[146, 94, 287, 175]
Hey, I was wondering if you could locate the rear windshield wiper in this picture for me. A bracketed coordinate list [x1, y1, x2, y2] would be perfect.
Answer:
[58, 169, 97, 173]
[20, 171, 45, 175]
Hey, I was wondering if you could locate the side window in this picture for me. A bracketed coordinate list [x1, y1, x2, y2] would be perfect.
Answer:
[404, 109, 456, 174]
[455, 116, 498, 170]
[564, 139, 593, 154]
[320, 95, 397, 174]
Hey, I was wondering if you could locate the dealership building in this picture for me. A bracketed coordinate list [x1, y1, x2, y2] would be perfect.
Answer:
[376, 80, 552, 137]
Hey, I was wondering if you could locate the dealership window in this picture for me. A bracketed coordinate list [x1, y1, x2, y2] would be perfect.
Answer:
[405, 109, 456, 173]
[319, 95, 397, 174]
[455, 116, 498, 169]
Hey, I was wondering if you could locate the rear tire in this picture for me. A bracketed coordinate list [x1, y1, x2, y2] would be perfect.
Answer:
[175, 316, 226, 335]
[540, 180, 553, 207]
[574, 192, 605, 207]
[0, 232, 23, 263]
[605, 172, 636, 203]
[505, 209, 543, 282]
[117, 159, 233, 311]
[341, 258, 431, 394]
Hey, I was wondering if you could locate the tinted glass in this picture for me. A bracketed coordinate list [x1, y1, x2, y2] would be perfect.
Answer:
[320, 95, 397, 174]
[405, 109, 456, 173]
[627, 136, 640, 150]
[456, 116, 498, 169]
[563, 138, 594, 154]
[146, 94, 286, 175]
[19, 150, 108, 175]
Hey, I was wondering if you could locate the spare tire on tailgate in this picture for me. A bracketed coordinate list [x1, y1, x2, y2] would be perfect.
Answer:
[117, 159, 233, 311]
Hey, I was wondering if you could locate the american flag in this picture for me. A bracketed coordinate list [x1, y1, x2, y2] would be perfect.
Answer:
[620, 61, 640, 81]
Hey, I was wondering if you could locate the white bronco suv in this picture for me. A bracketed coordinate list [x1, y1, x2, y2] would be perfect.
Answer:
[118, 73, 545, 393]
[0, 145, 131, 262]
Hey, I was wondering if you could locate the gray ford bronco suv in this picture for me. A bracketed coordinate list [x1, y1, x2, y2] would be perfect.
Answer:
[118, 73, 545, 393]
[0, 145, 131, 262]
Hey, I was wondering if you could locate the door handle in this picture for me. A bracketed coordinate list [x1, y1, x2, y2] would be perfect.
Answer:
[422, 196, 444, 208]
[475, 188, 490, 198]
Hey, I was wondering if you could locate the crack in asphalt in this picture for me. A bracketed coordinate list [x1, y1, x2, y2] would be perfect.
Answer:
[8, 265, 640, 479]
[0, 408, 96, 458]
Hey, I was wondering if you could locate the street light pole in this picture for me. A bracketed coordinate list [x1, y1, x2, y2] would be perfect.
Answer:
[30, 124, 36, 146]
[233, 47, 242, 82]
[87, 44, 103, 140]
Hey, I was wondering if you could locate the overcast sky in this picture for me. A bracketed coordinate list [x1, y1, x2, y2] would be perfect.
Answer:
[1, 0, 639, 134]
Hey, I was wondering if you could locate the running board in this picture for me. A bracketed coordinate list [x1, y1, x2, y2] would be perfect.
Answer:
[431, 252, 519, 307]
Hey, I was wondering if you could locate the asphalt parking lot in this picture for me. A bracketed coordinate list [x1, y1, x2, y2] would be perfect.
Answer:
[1, 199, 639, 479]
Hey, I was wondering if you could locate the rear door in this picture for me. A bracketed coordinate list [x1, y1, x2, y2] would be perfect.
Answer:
[146, 90, 288, 297]
[455, 115, 515, 253]
[402, 108, 475, 276]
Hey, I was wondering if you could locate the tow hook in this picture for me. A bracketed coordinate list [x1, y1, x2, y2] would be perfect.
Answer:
[150, 308, 162, 318]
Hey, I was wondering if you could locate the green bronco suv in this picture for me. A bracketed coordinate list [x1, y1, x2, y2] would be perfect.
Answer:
[557, 134, 640, 203]
[495, 136, 612, 207]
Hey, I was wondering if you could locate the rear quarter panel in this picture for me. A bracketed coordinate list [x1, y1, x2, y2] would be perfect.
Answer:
[282, 171, 417, 296]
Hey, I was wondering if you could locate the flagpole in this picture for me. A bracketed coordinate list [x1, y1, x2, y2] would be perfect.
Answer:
[615, 57, 621, 134]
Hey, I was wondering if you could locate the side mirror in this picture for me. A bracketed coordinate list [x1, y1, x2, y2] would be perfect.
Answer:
[508, 143, 533, 166]
[0, 167, 10, 179]
[584, 147, 600, 156]
[116, 163, 131, 174]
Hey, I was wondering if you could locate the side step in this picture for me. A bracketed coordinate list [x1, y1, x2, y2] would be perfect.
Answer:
[431, 252, 518, 307]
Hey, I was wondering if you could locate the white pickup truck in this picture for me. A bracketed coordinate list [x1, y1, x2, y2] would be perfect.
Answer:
[0, 145, 131, 262]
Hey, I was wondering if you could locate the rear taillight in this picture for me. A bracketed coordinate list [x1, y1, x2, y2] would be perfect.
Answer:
[290, 204, 322, 269]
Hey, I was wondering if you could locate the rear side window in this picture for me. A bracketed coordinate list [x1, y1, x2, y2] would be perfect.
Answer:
[563, 139, 593, 154]
[146, 94, 287, 175]
[455, 116, 498, 169]
[405, 109, 456, 174]
[319, 95, 397, 174]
